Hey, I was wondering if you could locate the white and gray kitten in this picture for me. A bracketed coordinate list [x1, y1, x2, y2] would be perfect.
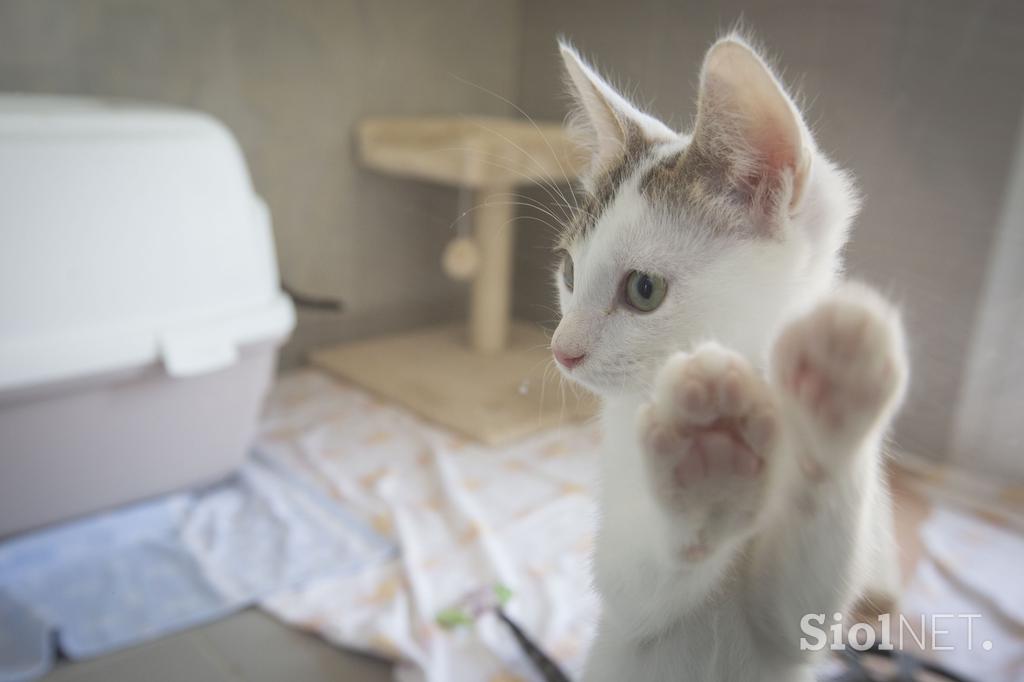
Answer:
[550, 35, 908, 682]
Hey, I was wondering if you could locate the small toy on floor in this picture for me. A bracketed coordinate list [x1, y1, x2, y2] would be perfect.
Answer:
[437, 584, 570, 682]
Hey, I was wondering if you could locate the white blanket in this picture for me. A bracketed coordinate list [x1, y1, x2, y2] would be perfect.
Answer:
[258, 370, 600, 682]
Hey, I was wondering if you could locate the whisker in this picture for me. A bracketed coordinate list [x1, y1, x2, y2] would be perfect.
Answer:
[449, 74, 585, 216]
[462, 117, 581, 219]
[540, 358, 554, 424]
[485, 193, 574, 228]
[447, 201, 564, 235]
[429, 145, 579, 224]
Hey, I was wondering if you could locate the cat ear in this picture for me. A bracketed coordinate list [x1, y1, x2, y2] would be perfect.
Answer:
[691, 36, 811, 218]
[559, 41, 674, 176]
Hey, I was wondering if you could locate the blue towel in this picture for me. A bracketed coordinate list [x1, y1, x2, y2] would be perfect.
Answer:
[0, 451, 394, 681]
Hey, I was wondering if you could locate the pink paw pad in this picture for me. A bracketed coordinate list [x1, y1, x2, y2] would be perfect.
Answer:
[672, 429, 764, 487]
[774, 289, 906, 439]
[642, 344, 779, 533]
[683, 544, 709, 562]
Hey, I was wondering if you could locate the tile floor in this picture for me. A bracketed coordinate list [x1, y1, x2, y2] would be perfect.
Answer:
[40, 609, 393, 682]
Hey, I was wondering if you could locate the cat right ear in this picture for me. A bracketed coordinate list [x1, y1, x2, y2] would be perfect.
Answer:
[559, 41, 673, 176]
[690, 36, 811, 221]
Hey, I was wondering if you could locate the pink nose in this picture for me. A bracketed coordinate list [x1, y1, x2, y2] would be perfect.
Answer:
[554, 349, 586, 369]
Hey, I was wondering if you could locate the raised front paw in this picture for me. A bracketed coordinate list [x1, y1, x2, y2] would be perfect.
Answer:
[639, 343, 779, 557]
[772, 283, 908, 448]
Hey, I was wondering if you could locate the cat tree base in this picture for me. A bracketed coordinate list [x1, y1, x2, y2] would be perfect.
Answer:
[310, 321, 597, 445]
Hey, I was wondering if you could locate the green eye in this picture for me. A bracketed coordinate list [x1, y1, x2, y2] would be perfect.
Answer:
[625, 271, 667, 312]
[562, 255, 574, 291]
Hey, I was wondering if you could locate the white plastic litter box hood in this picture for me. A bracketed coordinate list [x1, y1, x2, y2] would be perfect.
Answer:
[0, 95, 295, 536]
[0, 95, 293, 390]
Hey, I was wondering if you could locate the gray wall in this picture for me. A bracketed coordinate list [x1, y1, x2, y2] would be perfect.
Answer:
[0, 0, 522, 368]
[514, 0, 1024, 464]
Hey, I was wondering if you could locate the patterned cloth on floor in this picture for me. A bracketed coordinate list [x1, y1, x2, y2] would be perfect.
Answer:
[257, 370, 601, 682]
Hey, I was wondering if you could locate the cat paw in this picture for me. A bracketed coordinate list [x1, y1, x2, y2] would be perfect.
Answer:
[639, 343, 779, 553]
[772, 283, 907, 451]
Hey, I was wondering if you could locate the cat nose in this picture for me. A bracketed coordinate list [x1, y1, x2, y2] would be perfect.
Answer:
[554, 349, 586, 369]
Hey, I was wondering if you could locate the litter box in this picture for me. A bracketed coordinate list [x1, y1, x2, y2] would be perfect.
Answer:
[0, 95, 295, 537]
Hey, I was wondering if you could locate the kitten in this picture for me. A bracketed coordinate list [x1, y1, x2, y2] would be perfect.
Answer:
[551, 35, 908, 682]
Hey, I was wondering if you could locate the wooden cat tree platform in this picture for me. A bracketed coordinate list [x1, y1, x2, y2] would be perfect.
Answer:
[311, 117, 596, 444]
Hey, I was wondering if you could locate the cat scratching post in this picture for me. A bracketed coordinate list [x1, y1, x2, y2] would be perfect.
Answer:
[467, 185, 514, 353]
[310, 117, 596, 444]
[356, 117, 581, 354]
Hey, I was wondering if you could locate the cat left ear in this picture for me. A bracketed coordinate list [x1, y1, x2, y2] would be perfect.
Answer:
[559, 41, 675, 177]
[690, 37, 811, 219]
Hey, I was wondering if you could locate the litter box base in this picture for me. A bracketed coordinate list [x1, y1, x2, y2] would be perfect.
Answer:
[310, 321, 597, 445]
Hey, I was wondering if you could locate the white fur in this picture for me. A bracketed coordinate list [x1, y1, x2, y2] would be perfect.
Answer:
[551, 36, 908, 681]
